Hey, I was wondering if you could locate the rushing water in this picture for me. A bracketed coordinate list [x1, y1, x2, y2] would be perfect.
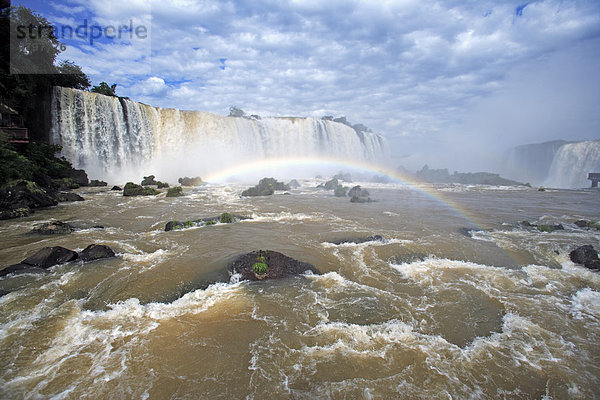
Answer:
[0, 181, 599, 399]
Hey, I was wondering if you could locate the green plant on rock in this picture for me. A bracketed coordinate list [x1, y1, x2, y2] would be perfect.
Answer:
[252, 252, 268, 274]
[205, 220, 217, 226]
[219, 212, 234, 223]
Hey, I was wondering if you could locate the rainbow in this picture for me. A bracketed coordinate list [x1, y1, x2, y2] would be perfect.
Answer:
[204, 156, 487, 228]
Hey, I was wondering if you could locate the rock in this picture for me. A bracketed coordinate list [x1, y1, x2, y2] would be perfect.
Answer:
[287, 179, 301, 188]
[318, 178, 339, 190]
[79, 244, 116, 262]
[329, 235, 385, 245]
[123, 182, 160, 196]
[32, 220, 74, 235]
[242, 178, 290, 196]
[350, 195, 373, 203]
[348, 185, 369, 198]
[569, 245, 600, 270]
[334, 185, 347, 197]
[0, 180, 57, 216]
[229, 250, 320, 281]
[178, 176, 204, 186]
[141, 175, 158, 186]
[536, 224, 564, 233]
[574, 220, 589, 228]
[62, 168, 89, 186]
[111, 186, 122, 191]
[538, 187, 546, 192]
[219, 212, 234, 223]
[0, 263, 46, 277]
[166, 186, 184, 197]
[0, 289, 10, 296]
[57, 192, 85, 202]
[53, 178, 79, 190]
[157, 181, 169, 189]
[89, 180, 108, 187]
[574, 220, 600, 230]
[165, 214, 251, 231]
[0, 207, 31, 220]
[21, 246, 78, 269]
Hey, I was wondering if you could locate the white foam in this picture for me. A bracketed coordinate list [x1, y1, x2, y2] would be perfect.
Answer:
[570, 288, 600, 320]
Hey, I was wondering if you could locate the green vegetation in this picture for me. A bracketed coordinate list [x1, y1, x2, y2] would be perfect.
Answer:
[205, 220, 216, 226]
[91, 82, 117, 97]
[334, 185, 347, 197]
[166, 186, 183, 197]
[219, 212, 234, 223]
[123, 182, 160, 196]
[252, 252, 269, 274]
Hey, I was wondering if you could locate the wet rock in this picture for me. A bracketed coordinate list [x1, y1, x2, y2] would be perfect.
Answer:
[350, 195, 373, 203]
[348, 185, 369, 198]
[141, 175, 158, 186]
[123, 182, 159, 196]
[79, 244, 116, 262]
[535, 224, 564, 233]
[287, 179, 301, 188]
[329, 235, 385, 245]
[0, 289, 10, 297]
[32, 220, 74, 235]
[89, 180, 107, 187]
[574, 220, 600, 230]
[242, 178, 290, 197]
[0, 207, 31, 220]
[0, 263, 46, 277]
[458, 227, 483, 238]
[166, 186, 184, 197]
[53, 177, 79, 190]
[21, 246, 79, 269]
[178, 176, 204, 186]
[157, 181, 169, 189]
[229, 250, 320, 281]
[569, 245, 600, 270]
[0, 180, 57, 216]
[165, 214, 250, 231]
[62, 168, 89, 186]
[111, 186, 122, 191]
[317, 178, 339, 190]
[57, 192, 84, 202]
[334, 185, 348, 197]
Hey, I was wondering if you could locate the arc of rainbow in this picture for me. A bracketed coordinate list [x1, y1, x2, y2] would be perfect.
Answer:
[204, 156, 486, 227]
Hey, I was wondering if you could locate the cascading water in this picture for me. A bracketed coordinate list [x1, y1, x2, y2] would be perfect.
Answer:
[545, 141, 600, 188]
[51, 87, 386, 182]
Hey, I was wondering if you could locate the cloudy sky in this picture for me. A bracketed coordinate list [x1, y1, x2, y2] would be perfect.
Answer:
[16, 0, 600, 171]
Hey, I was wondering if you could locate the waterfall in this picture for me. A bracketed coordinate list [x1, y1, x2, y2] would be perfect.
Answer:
[545, 141, 600, 188]
[51, 87, 386, 182]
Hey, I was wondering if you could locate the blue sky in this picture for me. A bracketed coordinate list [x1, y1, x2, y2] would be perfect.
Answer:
[14, 0, 600, 170]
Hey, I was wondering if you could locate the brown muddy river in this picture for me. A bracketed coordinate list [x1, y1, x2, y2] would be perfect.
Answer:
[0, 180, 599, 399]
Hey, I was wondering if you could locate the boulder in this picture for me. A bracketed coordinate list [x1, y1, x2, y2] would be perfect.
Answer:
[574, 220, 600, 230]
[569, 245, 600, 270]
[157, 181, 169, 189]
[21, 246, 79, 269]
[350, 195, 373, 203]
[318, 178, 339, 190]
[178, 176, 204, 186]
[242, 178, 290, 197]
[57, 192, 85, 202]
[0, 207, 31, 220]
[79, 244, 116, 262]
[536, 224, 564, 233]
[32, 220, 74, 235]
[141, 175, 158, 186]
[329, 235, 385, 245]
[111, 186, 122, 191]
[123, 182, 159, 196]
[0, 264, 46, 277]
[0, 289, 10, 297]
[229, 250, 320, 281]
[89, 180, 108, 187]
[219, 212, 234, 223]
[348, 185, 369, 198]
[61, 168, 89, 186]
[287, 179, 301, 188]
[166, 186, 184, 197]
[165, 214, 251, 231]
[334, 185, 347, 197]
[53, 178, 79, 190]
[0, 180, 57, 213]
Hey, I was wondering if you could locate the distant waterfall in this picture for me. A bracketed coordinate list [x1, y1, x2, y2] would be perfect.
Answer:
[545, 141, 600, 188]
[51, 87, 386, 181]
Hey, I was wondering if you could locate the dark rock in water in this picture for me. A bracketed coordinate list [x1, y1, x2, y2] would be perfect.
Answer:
[520, 220, 535, 227]
[111, 186, 122, 191]
[318, 178, 339, 190]
[569, 245, 600, 270]
[283, 192, 291, 195]
[157, 181, 169, 189]
[536, 224, 564, 233]
[141, 175, 158, 186]
[54, 178, 80, 190]
[165, 214, 250, 231]
[0, 289, 9, 297]
[62, 168, 89, 186]
[89, 180, 108, 187]
[242, 177, 290, 196]
[80, 244, 116, 262]
[348, 185, 369, 198]
[178, 176, 204, 186]
[334, 185, 348, 197]
[0, 263, 47, 277]
[123, 182, 159, 196]
[0, 180, 57, 216]
[350, 195, 373, 203]
[574, 220, 600, 230]
[57, 192, 85, 202]
[166, 186, 184, 197]
[574, 220, 588, 228]
[287, 179, 301, 188]
[0, 207, 31, 220]
[458, 227, 483, 238]
[32, 220, 74, 235]
[229, 250, 320, 281]
[329, 235, 385, 245]
[21, 246, 78, 269]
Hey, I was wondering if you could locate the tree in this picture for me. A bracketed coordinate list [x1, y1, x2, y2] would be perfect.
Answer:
[229, 106, 246, 117]
[91, 82, 117, 96]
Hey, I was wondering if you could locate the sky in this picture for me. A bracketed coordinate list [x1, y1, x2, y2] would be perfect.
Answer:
[14, 0, 600, 172]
